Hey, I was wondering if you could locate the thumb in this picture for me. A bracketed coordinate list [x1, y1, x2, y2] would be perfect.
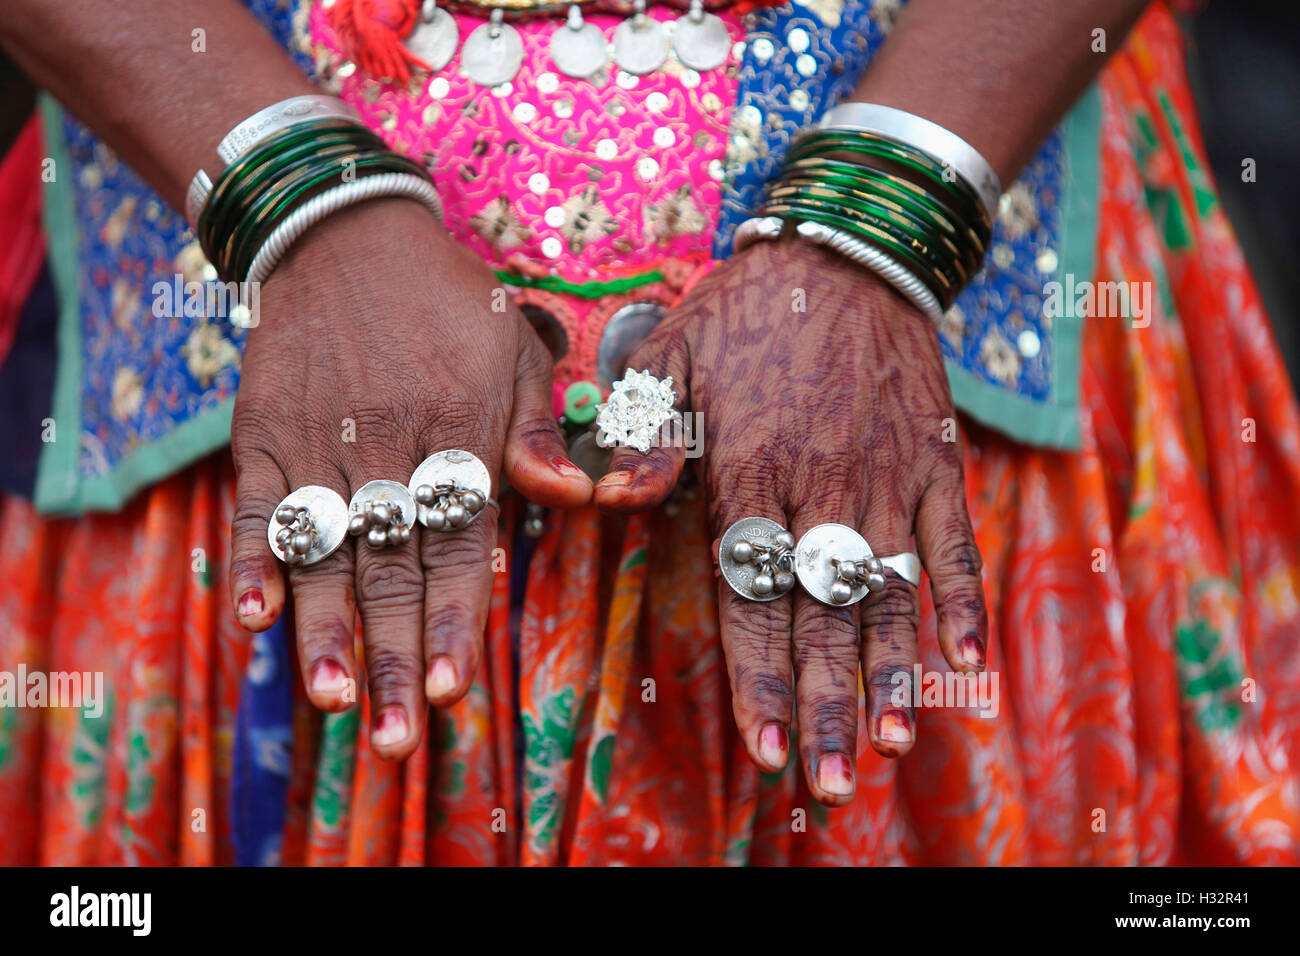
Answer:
[503, 328, 594, 507]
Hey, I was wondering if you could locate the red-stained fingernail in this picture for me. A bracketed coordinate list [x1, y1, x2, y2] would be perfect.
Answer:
[597, 471, 631, 489]
[372, 707, 410, 749]
[958, 635, 986, 669]
[550, 456, 587, 479]
[425, 656, 458, 700]
[816, 753, 855, 796]
[310, 659, 350, 696]
[877, 709, 913, 744]
[237, 588, 264, 618]
[758, 724, 788, 769]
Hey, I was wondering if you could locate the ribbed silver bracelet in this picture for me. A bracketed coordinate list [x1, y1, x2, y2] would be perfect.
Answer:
[218, 94, 360, 166]
[240, 173, 445, 304]
[734, 215, 944, 321]
[817, 102, 1002, 222]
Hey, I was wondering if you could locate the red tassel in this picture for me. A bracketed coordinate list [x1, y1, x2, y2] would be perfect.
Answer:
[327, 0, 427, 85]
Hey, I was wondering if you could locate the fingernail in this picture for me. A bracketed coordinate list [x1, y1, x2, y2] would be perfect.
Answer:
[959, 635, 986, 669]
[425, 656, 458, 700]
[877, 709, 913, 744]
[550, 456, 587, 479]
[816, 753, 855, 796]
[372, 708, 410, 749]
[758, 724, 788, 769]
[237, 588, 264, 618]
[310, 658, 350, 696]
[597, 471, 631, 489]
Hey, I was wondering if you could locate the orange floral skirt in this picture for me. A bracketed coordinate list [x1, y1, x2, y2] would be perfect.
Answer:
[2, 11, 1299, 865]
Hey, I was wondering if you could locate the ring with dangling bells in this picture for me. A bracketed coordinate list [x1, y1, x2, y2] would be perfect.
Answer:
[347, 479, 417, 550]
[268, 485, 349, 567]
[718, 516, 798, 602]
[408, 449, 493, 532]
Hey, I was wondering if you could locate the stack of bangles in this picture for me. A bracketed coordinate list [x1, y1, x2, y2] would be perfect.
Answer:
[734, 102, 1002, 320]
[186, 94, 445, 318]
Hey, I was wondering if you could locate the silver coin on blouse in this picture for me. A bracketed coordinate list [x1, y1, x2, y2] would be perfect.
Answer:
[794, 522, 873, 607]
[460, 18, 524, 87]
[551, 12, 608, 79]
[267, 485, 349, 567]
[612, 14, 668, 76]
[672, 9, 730, 72]
[406, 4, 460, 74]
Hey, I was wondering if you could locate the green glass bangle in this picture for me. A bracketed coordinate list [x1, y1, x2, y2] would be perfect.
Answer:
[786, 127, 990, 228]
[206, 127, 385, 265]
[766, 188, 968, 292]
[768, 178, 978, 278]
[782, 155, 991, 250]
[216, 140, 384, 278]
[763, 200, 953, 302]
[227, 152, 432, 281]
[785, 130, 991, 235]
[199, 118, 384, 262]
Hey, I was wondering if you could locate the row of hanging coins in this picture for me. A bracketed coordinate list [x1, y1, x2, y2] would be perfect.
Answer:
[407, 0, 732, 87]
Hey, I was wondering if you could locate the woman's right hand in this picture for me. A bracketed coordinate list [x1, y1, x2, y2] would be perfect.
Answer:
[226, 198, 593, 760]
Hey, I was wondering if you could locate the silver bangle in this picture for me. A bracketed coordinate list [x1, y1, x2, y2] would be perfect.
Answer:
[816, 103, 1002, 222]
[218, 94, 360, 166]
[241, 172, 445, 301]
[186, 95, 362, 228]
[734, 216, 943, 321]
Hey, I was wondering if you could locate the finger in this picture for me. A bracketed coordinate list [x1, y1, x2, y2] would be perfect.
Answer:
[916, 465, 988, 673]
[504, 328, 593, 508]
[789, 497, 863, 807]
[594, 328, 689, 513]
[712, 493, 795, 774]
[859, 496, 922, 759]
[347, 452, 427, 762]
[229, 447, 288, 632]
[281, 471, 359, 716]
[421, 449, 498, 710]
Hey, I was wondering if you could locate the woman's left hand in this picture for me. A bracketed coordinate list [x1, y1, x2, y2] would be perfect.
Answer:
[596, 234, 988, 806]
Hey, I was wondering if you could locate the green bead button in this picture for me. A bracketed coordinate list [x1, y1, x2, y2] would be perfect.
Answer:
[564, 381, 602, 425]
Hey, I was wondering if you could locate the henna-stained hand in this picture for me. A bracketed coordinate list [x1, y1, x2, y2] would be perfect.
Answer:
[596, 235, 988, 806]
[226, 198, 593, 761]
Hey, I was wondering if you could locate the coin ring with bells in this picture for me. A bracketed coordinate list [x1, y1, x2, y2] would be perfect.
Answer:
[413, 480, 486, 531]
[348, 484, 415, 549]
[273, 504, 321, 566]
[730, 529, 798, 599]
[828, 554, 887, 605]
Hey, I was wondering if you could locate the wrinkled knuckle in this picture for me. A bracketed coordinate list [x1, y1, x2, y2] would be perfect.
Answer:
[932, 536, 984, 581]
[794, 611, 858, 654]
[864, 578, 919, 628]
[355, 558, 424, 609]
[807, 694, 859, 740]
[296, 615, 353, 661]
[937, 581, 988, 622]
[364, 645, 423, 693]
[732, 658, 793, 711]
[423, 526, 493, 576]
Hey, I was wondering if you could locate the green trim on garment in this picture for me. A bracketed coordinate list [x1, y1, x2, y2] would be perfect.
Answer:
[495, 267, 666, 298]
[944, 82, 1100, 451]
[33, 96, 239, 515]
[33, 95, 84, 514]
